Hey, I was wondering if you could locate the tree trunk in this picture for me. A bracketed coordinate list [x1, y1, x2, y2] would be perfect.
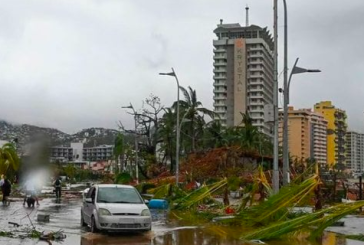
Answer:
[314, 184, 322, 211]
[138, 163, 150, 180]
[223, 187, 230, 206]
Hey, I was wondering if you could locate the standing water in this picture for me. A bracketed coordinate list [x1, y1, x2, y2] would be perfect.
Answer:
[0, 198, 363, 245]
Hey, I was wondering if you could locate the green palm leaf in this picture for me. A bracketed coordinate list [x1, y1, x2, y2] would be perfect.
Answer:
[241, 200, 364, 241]
[175, 178, 227, 210]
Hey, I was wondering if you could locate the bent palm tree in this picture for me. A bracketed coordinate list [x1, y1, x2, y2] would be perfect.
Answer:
[175, 86, 217, 152]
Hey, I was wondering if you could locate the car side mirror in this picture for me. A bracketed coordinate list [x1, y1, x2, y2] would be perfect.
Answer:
[144, 199, 149, 205]
[85, 198, 93, 203]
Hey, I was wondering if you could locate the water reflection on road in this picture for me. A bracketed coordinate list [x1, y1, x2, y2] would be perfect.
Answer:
[1, 198, 364, 245]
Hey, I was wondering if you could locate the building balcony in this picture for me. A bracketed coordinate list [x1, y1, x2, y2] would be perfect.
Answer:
[213, 49, 226, 53]
[213, 61, 227, 67]
[213, 88, 227, 94]
[213, 54, 227, 60]
[248, 74, 264, 79]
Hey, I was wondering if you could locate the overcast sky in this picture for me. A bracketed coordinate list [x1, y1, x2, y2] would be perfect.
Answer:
[0, 0, 363, 134]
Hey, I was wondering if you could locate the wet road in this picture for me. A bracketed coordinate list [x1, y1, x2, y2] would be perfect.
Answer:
[1, 198, 364, 245]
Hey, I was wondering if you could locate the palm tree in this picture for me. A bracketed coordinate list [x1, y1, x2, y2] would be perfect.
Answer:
[202, 120, 225, 148]
[0, 143, 20, 176]
[158, 108, 176, 172]
[176, 86, 216, 152]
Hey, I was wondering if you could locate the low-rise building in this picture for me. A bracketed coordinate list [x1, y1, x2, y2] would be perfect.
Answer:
[50, 143, 114, 163]
[83, 145, 114, 162]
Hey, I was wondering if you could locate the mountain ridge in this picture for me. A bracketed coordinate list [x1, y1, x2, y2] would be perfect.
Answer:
[0, 120, 120, 147]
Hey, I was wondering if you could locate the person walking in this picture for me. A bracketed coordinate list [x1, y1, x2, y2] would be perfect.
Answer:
[54, 177, 62, 199]
[1, 175, 11, 205]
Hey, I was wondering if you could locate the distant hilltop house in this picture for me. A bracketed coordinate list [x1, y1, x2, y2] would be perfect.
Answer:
[0, 140, 9, 147]
[50, 142, 114, 163]
[82, 161, 111, 173]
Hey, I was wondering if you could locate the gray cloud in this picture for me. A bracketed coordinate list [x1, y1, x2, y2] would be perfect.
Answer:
[0, 0, 363, 133]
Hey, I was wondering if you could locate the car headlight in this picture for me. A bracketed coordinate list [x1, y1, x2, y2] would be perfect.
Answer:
[99, 208, 111, 216]
[141, 209, 151, 216]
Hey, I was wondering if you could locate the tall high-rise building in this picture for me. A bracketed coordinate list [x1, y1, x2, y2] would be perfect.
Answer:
[310, 111, 328, 165]
[278, 107, 327, 165]
[213, 21, 274, 136]
[314, 101, 347, 167]
[346, 131, 364, 172]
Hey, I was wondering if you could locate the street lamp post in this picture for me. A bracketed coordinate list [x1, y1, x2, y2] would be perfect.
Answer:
[159, 68, 180, 186]
[272, 0, 280, 193]
[122, 103, 139, 184]
[282, 57, 321, 185]
[282, 0, 289, 186]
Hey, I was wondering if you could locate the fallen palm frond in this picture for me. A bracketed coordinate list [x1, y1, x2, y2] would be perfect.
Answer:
[147, 183, 187, 201]
[345, 234, 364, 241]
[174, 178, 227, 210]
[241, 200, 364, 241]
[0, 227, 66, 243]
[237, 175, 319, 226]
[237, 165, 272, 212]
[147, 183, 172, 199]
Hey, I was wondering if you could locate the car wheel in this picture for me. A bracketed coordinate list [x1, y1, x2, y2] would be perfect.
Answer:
[80, 212, 87, 227]
[91, 216, 99, 233]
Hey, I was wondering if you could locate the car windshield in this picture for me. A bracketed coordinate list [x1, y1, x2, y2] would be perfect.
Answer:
[97, 187, 143, 204]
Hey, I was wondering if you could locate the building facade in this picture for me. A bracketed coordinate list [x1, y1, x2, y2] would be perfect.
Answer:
[346, 131, 364, 172]
[279, 107, 327, 165]
[50, 146, 73, 162]
[50, 143, 114, 162]
[314, 101, 347, 167]
[310, 111, 328, 165]
[83, 145, 114, 162]
[213, 21, 274, 136]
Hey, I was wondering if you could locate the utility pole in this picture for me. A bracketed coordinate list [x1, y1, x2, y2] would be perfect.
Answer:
[272, 0, 280, 193]
[282, 0, 289, 186]
[134, 113, 139, 185]
[121, 103, 139, 184]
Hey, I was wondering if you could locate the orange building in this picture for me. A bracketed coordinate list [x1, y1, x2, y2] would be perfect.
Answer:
[279, 107, 327, 165]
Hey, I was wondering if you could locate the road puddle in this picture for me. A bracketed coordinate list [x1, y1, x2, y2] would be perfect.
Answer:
[2, 198, 364, 245]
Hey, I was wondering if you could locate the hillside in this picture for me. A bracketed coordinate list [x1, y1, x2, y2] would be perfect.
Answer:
[0, 120, 120, 147]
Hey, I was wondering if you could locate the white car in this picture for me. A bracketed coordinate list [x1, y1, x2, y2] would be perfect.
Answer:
[80, 184, 151, 233]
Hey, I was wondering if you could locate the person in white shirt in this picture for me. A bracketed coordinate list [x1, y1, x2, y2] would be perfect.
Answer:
[23, 178, 40, 206]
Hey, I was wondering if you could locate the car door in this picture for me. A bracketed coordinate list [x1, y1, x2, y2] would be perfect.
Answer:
[83, 187, 96, 224]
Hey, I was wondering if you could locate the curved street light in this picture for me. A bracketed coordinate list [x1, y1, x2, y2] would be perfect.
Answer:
[282, 57, 321, 185]
[159, 68, 181, 185]
[121, 103, 139, 184]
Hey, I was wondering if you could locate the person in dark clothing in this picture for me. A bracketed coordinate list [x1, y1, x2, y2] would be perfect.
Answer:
[54, 177, 62, 199]
[1, 176, 11, 205]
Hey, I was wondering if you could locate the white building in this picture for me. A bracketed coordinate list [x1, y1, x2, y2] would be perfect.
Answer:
[83, 145, 114, 162]
[346, 131, 364, 172]
[50, 145, 73, 162]
[50, 143, 114, 163]
[309, 111, 328, 165]
[213, 21, 274, 136]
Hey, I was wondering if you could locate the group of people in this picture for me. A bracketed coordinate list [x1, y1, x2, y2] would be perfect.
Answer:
[0, 174, 63, 206]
